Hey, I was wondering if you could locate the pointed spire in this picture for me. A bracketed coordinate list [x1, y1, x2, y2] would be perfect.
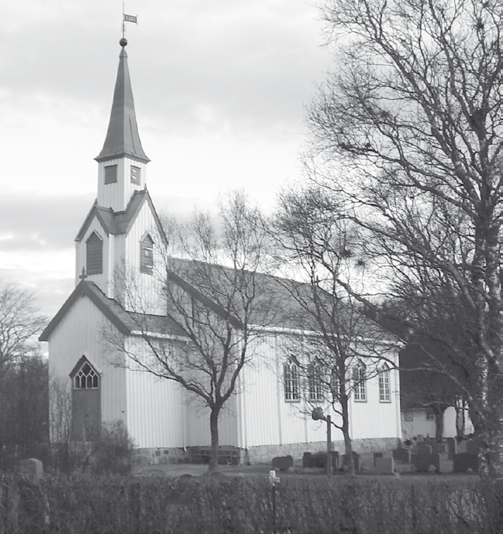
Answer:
[95, 38, 150, 163]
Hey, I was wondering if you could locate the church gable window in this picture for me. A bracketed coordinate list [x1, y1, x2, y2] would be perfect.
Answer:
[130, 165, 141, 184]
[140, 234, 154, 274]
[86, 232, 103, 275]
[104, 164, 118, 184]
[73, 360, 100, 390]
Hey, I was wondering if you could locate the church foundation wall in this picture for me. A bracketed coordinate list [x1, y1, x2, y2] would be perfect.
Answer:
[133, 437, 400, 467]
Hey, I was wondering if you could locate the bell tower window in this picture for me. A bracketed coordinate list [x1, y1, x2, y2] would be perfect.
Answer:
[131, 165, 141, 184]
[104, 164, 118, 184]
[86, 232, 103, 275]
[140, 234, 154, 274]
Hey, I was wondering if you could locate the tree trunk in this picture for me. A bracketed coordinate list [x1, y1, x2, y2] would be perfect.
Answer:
[208, 407, 220, 473]
[340, 395, 354, 475]
[432, 406, 446, 443]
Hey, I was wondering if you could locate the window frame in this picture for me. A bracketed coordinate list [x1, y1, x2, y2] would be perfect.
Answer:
[140, 234, 154, 274]
[86, 231, 103, 275]
[73, 360, 100, 390]
[378, 363, 391, 403]
[353, 361, 367, 402]
[284, 358, 300, 402]
[308, 361, 323, 402]
[130, 165, 141, 185]
[104, 164, 118, 184]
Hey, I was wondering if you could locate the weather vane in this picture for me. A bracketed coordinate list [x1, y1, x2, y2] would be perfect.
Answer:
[122, 3, 138, 41]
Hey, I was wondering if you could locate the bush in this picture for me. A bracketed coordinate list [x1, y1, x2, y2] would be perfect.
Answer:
[1, 474, 501, 534]
[90, 421, 135, 475]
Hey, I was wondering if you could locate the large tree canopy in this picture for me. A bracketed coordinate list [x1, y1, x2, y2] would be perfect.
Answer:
[306, 0, 502, 477]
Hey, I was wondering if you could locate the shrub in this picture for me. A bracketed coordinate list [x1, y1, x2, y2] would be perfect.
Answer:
[90, 420, 135, 475]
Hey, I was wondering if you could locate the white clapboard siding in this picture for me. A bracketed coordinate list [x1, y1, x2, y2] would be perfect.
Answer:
[123, 202, 166, 315]
[184, 393, 239, 447]
[48, 295, 128, 428]
[125, 361, 185, 449]
[97, 158, 147, 213]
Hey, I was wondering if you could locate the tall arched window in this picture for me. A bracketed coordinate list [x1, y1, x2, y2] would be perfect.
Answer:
[379, 363, 391, 403]
[140, 234, 154, 274]
[284, 359, 300, 402]
[353, 361, 367, 402]
[86, 232, 103, 275]
[308, 361, 323, 402]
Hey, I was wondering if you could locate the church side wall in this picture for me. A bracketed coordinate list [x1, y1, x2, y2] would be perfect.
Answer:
[238, 334, 401, 453]
[47, 296, 127, 439]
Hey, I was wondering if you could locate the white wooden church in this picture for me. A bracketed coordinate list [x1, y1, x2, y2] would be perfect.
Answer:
[40, 39, 402, 464]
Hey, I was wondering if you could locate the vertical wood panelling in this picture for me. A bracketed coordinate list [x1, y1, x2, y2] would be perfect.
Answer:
[48, 296, 128, 433]
[123, 202, 166, 315]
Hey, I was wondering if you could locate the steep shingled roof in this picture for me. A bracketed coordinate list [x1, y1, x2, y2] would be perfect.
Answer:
[95, 40, 149, 163]
[39, 281, 184, 342]
[167, 258, 399, 343]
[75, 189, 167, 244]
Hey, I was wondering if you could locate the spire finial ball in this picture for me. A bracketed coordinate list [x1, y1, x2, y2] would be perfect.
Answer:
[120, 38, 128, 47]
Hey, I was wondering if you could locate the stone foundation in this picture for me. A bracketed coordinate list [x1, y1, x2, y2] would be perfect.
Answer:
[245, 437, 400, 465]
[133, 447, 190, 466]
[132, 437, 400, 467]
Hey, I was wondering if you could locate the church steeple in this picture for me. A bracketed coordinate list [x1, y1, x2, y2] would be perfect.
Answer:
[95, 38, 150, 212]
[96, 38, 149, 164]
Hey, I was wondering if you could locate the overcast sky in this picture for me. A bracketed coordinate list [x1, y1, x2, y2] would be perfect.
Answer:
[0, 0, 332, 319]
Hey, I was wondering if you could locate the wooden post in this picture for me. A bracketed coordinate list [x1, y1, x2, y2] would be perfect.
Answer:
[327, 415, 332, 478]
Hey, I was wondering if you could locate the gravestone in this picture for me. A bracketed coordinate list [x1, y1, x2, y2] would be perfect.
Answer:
[416, 443, 432, 455]
[302, 452, 313, 469]
[416, 434, 425, 443]
[453, 452, 478, 473]
[272, 455, 293, 471]
[466, 439, 480, 456]
[373, 452, 383, 466]
[446, 438, 457, 460]
[18, 459, 43, 482]
[412, 452, 440, 473]
[375, 457, 394, 474]
[393, 447, 411, 464]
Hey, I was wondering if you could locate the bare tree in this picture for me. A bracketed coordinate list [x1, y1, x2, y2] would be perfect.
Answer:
[0, 280, 47, 379]
[107, 192, 277, 471]
[306, 0, 503, 477]
[273, 186, 400, 473]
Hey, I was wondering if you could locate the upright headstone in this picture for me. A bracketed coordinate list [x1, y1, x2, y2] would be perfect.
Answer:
[375, 457, 394, 474]
[466, 439, 480, 456]
[18, 459, 43, 482]
[393, 447, 411, 464]
[272, 455, 293, 471]
[446, 438, 457, 460]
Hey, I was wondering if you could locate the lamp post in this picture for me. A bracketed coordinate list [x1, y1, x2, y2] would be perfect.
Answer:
[312, 407, 333, 477]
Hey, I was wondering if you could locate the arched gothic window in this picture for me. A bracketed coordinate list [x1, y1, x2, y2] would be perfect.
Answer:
[353, 361, 367, 402]
[73, 360, 100, 390]
[284, 359, 300, 402]
[86, 232, 103, 275]
[308, 361, 323, 402]
[140, 234, 154, 274]
[379, 363, 391, 403]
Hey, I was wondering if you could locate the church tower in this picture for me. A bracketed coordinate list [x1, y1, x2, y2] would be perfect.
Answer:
[74, 38, 166, 308]
[95, 37, 150, 212]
